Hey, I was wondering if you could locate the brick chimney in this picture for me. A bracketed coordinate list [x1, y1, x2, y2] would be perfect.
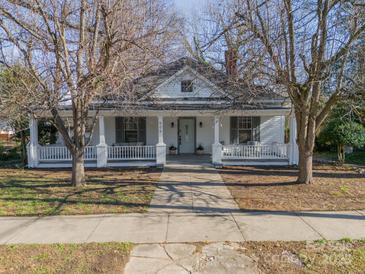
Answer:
[225, 48, 238, 77]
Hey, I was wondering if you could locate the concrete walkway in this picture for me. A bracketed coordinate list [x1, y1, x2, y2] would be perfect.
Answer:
[0, 161, 364, 244]
[149, 162, 240, 214]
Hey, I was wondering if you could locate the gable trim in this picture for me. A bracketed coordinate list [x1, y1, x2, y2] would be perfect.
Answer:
[141, 65, 232, 100]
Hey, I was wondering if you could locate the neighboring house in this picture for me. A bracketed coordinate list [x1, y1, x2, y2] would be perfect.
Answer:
[0, 120, 14, 143]
[27, 57, 299, 168]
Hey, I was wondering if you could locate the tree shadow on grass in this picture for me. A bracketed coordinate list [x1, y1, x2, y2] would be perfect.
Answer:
[0, 183, 153, 216]
[219, 166, 365, 179]
[0, 168, 160, 216]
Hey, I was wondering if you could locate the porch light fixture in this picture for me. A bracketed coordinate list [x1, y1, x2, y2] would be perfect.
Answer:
[171, 122, 174, 128]
[199, 121, 203, 128]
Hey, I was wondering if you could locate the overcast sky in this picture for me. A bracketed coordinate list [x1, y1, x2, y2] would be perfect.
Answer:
[173, 0, 207, 18]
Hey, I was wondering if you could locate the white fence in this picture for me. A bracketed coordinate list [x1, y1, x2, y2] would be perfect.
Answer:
[38, 145, 156, 162]
[107, 145, 156, 160]
[222, 144, 289, 160]
[84, 146, 97, 160]
[38, 146, 96, 161]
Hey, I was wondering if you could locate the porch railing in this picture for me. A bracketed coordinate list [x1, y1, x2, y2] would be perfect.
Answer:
[107, 145, 156, 160]
[222, 144, 289, 160]
[38, 146, 96, 161]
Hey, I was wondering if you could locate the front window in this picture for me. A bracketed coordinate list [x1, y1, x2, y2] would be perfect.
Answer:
[231, 117, 260, 144]
[238, 117, 253, 143]
[124, 118, 138, 143]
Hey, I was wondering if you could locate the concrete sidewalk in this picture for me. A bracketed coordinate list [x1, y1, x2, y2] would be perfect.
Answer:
[0, 161, 364, 244]
[1, 210, 364, 244]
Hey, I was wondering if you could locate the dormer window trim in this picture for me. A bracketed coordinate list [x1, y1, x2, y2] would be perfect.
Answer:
[181, 80, 193, 93]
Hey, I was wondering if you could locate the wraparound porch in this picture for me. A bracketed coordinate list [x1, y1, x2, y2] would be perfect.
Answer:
[27, 109, 299, 168]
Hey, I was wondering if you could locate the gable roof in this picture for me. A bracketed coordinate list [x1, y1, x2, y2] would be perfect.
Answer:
[134, 57, 285, 102]
[95, 57, 288, 111]
[134, 57, 228, 98]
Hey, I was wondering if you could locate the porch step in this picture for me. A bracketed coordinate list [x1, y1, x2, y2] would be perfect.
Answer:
[223, 160, 289, 166]
[107, 161, 157, 168]
[37, 162, 97, 168]
[37, 161, 156, 169]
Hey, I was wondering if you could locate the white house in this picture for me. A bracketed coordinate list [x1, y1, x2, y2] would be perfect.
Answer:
[27, 57, 299, 168]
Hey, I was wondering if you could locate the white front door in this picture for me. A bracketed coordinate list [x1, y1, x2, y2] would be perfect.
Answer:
[179, 118, 195, 153]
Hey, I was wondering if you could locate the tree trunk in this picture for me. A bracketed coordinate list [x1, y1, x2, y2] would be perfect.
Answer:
[20, 130, 27, 166]
[72, 151, 85, 187]
[337, 144, 345, 164]
[297, 150, 313, 184]
[295, 109, 315, 184]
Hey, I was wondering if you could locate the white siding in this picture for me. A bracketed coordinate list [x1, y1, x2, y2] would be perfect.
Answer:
[104, 117, 116, 145]
[90, 121, 99, 145]
[260, 116, 285, 144]
[220, 116, 230, 146]
[57, 119, 103, 146]
[154, 70, 222, 99]
[163, 117, 178, 150]
[196, 116, 214, 153]
[103, 116, 159, 146]
[146, 117, 158, 145]
[88, 116, 171, 148]
[74, 115, 285, 150]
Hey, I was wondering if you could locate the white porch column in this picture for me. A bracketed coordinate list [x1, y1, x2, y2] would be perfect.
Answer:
[28, 116, 39, 168]
[96, 116, 108, 168]
[156, 115, 166, 166]
[212, 115, 222, 166]
[289, 112, 299, 165]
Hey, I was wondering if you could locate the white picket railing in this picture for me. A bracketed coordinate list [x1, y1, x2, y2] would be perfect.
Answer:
[84, 146, 97, 160]
[107, 145, 156, 160]
[222, 144, 289, 160]
[38, 146, 96, 161]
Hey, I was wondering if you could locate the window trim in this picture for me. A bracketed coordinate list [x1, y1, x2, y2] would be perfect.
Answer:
[237, 117, 253, 143]
[123, 117, 139, 143]
[230, 116, 260, 144]
[181, 80, 193, 93]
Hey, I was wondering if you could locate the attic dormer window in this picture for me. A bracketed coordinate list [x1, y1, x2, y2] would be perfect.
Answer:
[181, 80, 193, 92]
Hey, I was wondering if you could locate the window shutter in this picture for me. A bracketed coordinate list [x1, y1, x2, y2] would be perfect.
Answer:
[252, 116, 261, 141]
[115, 117, 125, 144]
[138, 117, 146, 145]
[230, 117, 238, 144]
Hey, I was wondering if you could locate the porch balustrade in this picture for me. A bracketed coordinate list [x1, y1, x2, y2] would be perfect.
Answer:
[38, 146, 97, 161]
[37, 145, 156, 162]
[221, 144, 289, 160]
[107, 145, 156, 160]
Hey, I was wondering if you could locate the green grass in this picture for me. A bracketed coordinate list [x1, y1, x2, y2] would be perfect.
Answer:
[0, 168, 160, 216]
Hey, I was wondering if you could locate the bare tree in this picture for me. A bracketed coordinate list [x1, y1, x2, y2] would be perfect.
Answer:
[0, 0, 180, 186]
[352, 39, 365, 124]
[198, 0, 365, 183]
[0, 65, 41, 165]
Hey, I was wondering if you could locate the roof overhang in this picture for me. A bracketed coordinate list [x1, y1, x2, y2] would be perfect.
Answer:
[36, 107, 291, 118]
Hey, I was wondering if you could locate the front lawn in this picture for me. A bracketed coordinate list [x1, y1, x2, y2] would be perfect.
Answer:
[0, 168, 160, 216]
[1, 240, 364, 274]
[242, 239, 365, 273]
[315, 151, 365, 165]
[0, 242, 132, 274]
[220, 165, 365, 211]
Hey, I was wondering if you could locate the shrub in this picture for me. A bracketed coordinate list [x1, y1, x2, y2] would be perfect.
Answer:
[318, 120, 365, 163]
